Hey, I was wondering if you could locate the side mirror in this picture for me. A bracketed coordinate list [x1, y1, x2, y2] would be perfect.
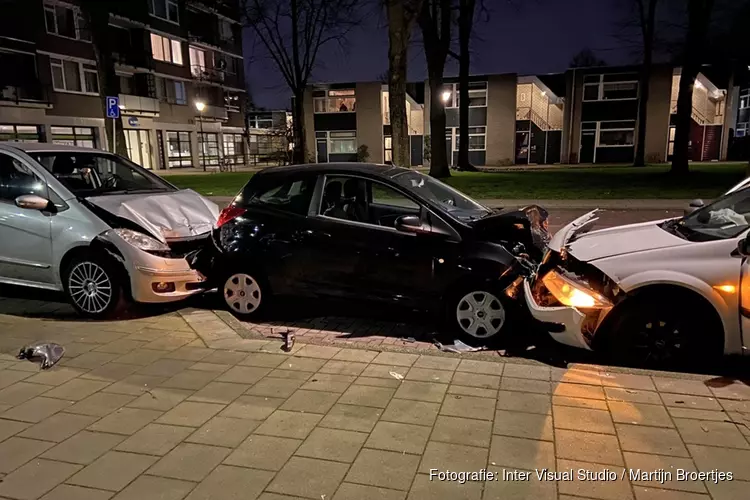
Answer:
[738, 234, 750, 257]
[15, 195, 50, 211]
[689, 199, 705, 208]
[395, 215, 429, 234]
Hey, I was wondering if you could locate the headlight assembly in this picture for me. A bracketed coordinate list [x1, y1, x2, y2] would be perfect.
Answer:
[541, 270, 612, 309]
[114, 228, 169, 252]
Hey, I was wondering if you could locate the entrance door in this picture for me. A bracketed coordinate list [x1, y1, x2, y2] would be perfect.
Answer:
[125, 130, 153, 170]
[316, 138, 328, 163]
[580, 131, 596, 163]
[515, 132, 529, 164]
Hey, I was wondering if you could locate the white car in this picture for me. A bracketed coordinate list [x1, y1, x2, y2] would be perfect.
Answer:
[524, 187, 750, 366]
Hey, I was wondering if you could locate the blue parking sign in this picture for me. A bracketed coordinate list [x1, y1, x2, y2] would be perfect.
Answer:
[106, 96, 120, 119]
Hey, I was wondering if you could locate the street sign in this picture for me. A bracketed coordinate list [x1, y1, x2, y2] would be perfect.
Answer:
[106, 96, 120, 119]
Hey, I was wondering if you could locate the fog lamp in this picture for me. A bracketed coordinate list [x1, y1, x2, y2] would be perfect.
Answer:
[152, 282, 176, 293]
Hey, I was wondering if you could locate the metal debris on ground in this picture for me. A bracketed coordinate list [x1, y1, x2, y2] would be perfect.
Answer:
[17, 342, 65, 370]
[282, 330, 295, 352]
[401, 337, 416, 343]
[434, 339, 486, 353]
[389, 371, 404, 381]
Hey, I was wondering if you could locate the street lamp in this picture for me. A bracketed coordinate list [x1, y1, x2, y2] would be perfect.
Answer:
[195, 101, 206, 171]
[441, 91, 451, 103]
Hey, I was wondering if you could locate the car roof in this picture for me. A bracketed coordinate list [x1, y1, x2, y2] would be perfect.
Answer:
[255, 162, 411, 179]
[0, 142, 105, 154]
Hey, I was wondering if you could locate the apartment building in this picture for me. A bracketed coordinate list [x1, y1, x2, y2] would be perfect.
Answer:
[247, 109, 292, 165]
[302, 82, 424, 166]
[0, 0, 247, 170]
[562, 64, 734, 164]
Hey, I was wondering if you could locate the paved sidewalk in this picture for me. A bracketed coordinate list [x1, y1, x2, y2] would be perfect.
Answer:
[0, 304, 748, 500]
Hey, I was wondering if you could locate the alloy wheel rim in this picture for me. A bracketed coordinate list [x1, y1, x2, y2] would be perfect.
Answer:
[68, 261, 112, 314]
[456, 291, 505, 338]
[631, 318, 685, 364]
[224, 273, 262, 314]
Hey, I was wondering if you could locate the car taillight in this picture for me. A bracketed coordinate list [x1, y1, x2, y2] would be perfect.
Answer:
[217, 205, 246, 227]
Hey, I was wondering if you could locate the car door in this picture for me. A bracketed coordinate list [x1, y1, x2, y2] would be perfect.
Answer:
[0, 150, 54, 287]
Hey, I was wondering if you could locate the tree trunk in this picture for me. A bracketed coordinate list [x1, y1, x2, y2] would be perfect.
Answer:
[292, 89, 307, 163]
[387, 1, 411, 168]
[633, 0, 657, 167]
[428, 70, 450, 178]
[457, 0, 476, 171]
[670, 0, 714, 175]
[83, 4, 127, 158]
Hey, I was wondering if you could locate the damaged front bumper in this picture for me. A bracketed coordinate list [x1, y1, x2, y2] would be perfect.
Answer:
[99, 231, 208, 303]
[524, 278, 594, 350]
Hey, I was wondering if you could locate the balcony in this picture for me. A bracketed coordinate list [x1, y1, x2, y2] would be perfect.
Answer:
[196, 104, 228, 121]
[0, 84, 52, 108]
[118, 94, 160, 116]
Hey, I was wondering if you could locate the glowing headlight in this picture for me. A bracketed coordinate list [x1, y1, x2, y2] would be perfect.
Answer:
[114, 228, 169, 252]
[541, 270, 612, 309]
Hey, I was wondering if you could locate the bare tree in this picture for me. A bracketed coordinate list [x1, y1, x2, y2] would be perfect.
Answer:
[79, 0, 128, 157]
[569, 48, 608, 68]
[386, 0, 423, 168]
[670, 0, 715, 175]
[419, 0, 453, 178]
[633, 0, 659, 166]
[241, 0, 363, 164]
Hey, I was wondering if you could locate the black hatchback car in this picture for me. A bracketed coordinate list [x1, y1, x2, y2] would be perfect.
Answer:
[191, 163, 549, 340]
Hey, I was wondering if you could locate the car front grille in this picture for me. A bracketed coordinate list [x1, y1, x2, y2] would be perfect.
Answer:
[166, 234, 211, 259]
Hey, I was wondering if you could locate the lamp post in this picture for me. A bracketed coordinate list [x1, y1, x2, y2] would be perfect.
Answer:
[195, 101, 206, 171]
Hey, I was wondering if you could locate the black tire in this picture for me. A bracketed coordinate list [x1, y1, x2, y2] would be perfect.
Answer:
[599, 292, 723, 368]
[220, 269, 269, 320]
[63, 253, 127, 319]
[444, 283, 513, 344]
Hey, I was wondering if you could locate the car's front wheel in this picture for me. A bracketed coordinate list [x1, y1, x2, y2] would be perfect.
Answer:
[63, 254, 127, 319]
[221, 271, 268, 319]
[447, 286, 510, 342]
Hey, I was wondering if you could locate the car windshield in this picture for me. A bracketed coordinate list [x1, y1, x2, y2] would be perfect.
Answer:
[29, 152, 174, 196]
[391, 170, 491, 221]
[671, 187, 750, 240]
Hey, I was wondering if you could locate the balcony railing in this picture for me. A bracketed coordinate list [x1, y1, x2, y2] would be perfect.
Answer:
[196, 104, 228, 121]
[118, 94, 160, 116]
[0, 84, 51, 107]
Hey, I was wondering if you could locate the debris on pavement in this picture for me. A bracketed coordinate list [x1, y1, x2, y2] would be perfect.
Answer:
[17, 342, 65, 370]
[389, 371, 404, 381]
[282, 331, 295, 352]
[434, 339, 486, 353]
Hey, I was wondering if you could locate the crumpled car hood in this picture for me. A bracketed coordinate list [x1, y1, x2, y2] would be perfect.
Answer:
[567, 219, 690, 262]
[86, 189, 220, 242]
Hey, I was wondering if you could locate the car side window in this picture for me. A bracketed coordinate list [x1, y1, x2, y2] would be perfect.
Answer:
[321, 175, 420, 228]
[0, 152, 46, 203]
[249, 177, 316, 216]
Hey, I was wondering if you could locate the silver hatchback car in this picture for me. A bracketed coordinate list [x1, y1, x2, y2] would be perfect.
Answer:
[0, 143, 219, 318]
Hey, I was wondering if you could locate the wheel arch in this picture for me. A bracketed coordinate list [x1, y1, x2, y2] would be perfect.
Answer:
[59, 239, 132, 299]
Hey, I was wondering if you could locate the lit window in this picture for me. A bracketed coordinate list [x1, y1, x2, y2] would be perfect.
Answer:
[50, 57, 98, 95]
[0, 124, 41, 142]
[150, 33, 183, 65]
[189, 47, 206, 77]
[313, 89, 356, 113]
[148, 0, 179, 24]
[167, 131, 191, 168]
[50, 126, 96, 147]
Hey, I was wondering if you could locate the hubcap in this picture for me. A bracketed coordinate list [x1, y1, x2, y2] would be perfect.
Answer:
[224, 273, 261, 315]
[456, 291, 505, 338]
[68, 262, 112, 314]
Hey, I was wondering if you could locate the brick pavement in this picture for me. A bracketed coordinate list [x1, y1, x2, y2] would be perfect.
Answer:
[0, 299, 749, 500]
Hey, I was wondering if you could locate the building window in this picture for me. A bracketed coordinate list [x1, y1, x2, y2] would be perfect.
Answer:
[736, 123, 749, 138]
[50, 126, 95, 147]
[148, 0, 179, 24]
[740, 89, 749, 110]
[167, 131, 191, 168]
[0, 125, 41, 142]
[225, 93, 241, 113]
[156, 77, 186, 105]
[384, 136, 392, 163]
[50, 57, 98, 95]
[248, 113, 273, 129]
[455, 126, 487, 150]
[313, 89, 356, 113]
[44, 2, 90, 41]
[151, 33, 183, 65]
[198, 133, 220, 167]
[597, 120, 635, 147]
[443, 82, 488, 108]
[219, 18, 234, 42]
[223, 133, 245, 164]
[329, 131, 357, 154]
[583, 75, 638, 101]
[189, 47, 207, 77]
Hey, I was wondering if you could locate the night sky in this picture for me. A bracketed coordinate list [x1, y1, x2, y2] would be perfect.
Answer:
[244, 0, 635, 109]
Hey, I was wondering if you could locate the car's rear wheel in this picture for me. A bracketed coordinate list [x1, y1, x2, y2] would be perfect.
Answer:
[600, 293, 723, 368]
[447, 286, 510, 342]
[63, 254, 127, 319]
[221, 271, 268, 319]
